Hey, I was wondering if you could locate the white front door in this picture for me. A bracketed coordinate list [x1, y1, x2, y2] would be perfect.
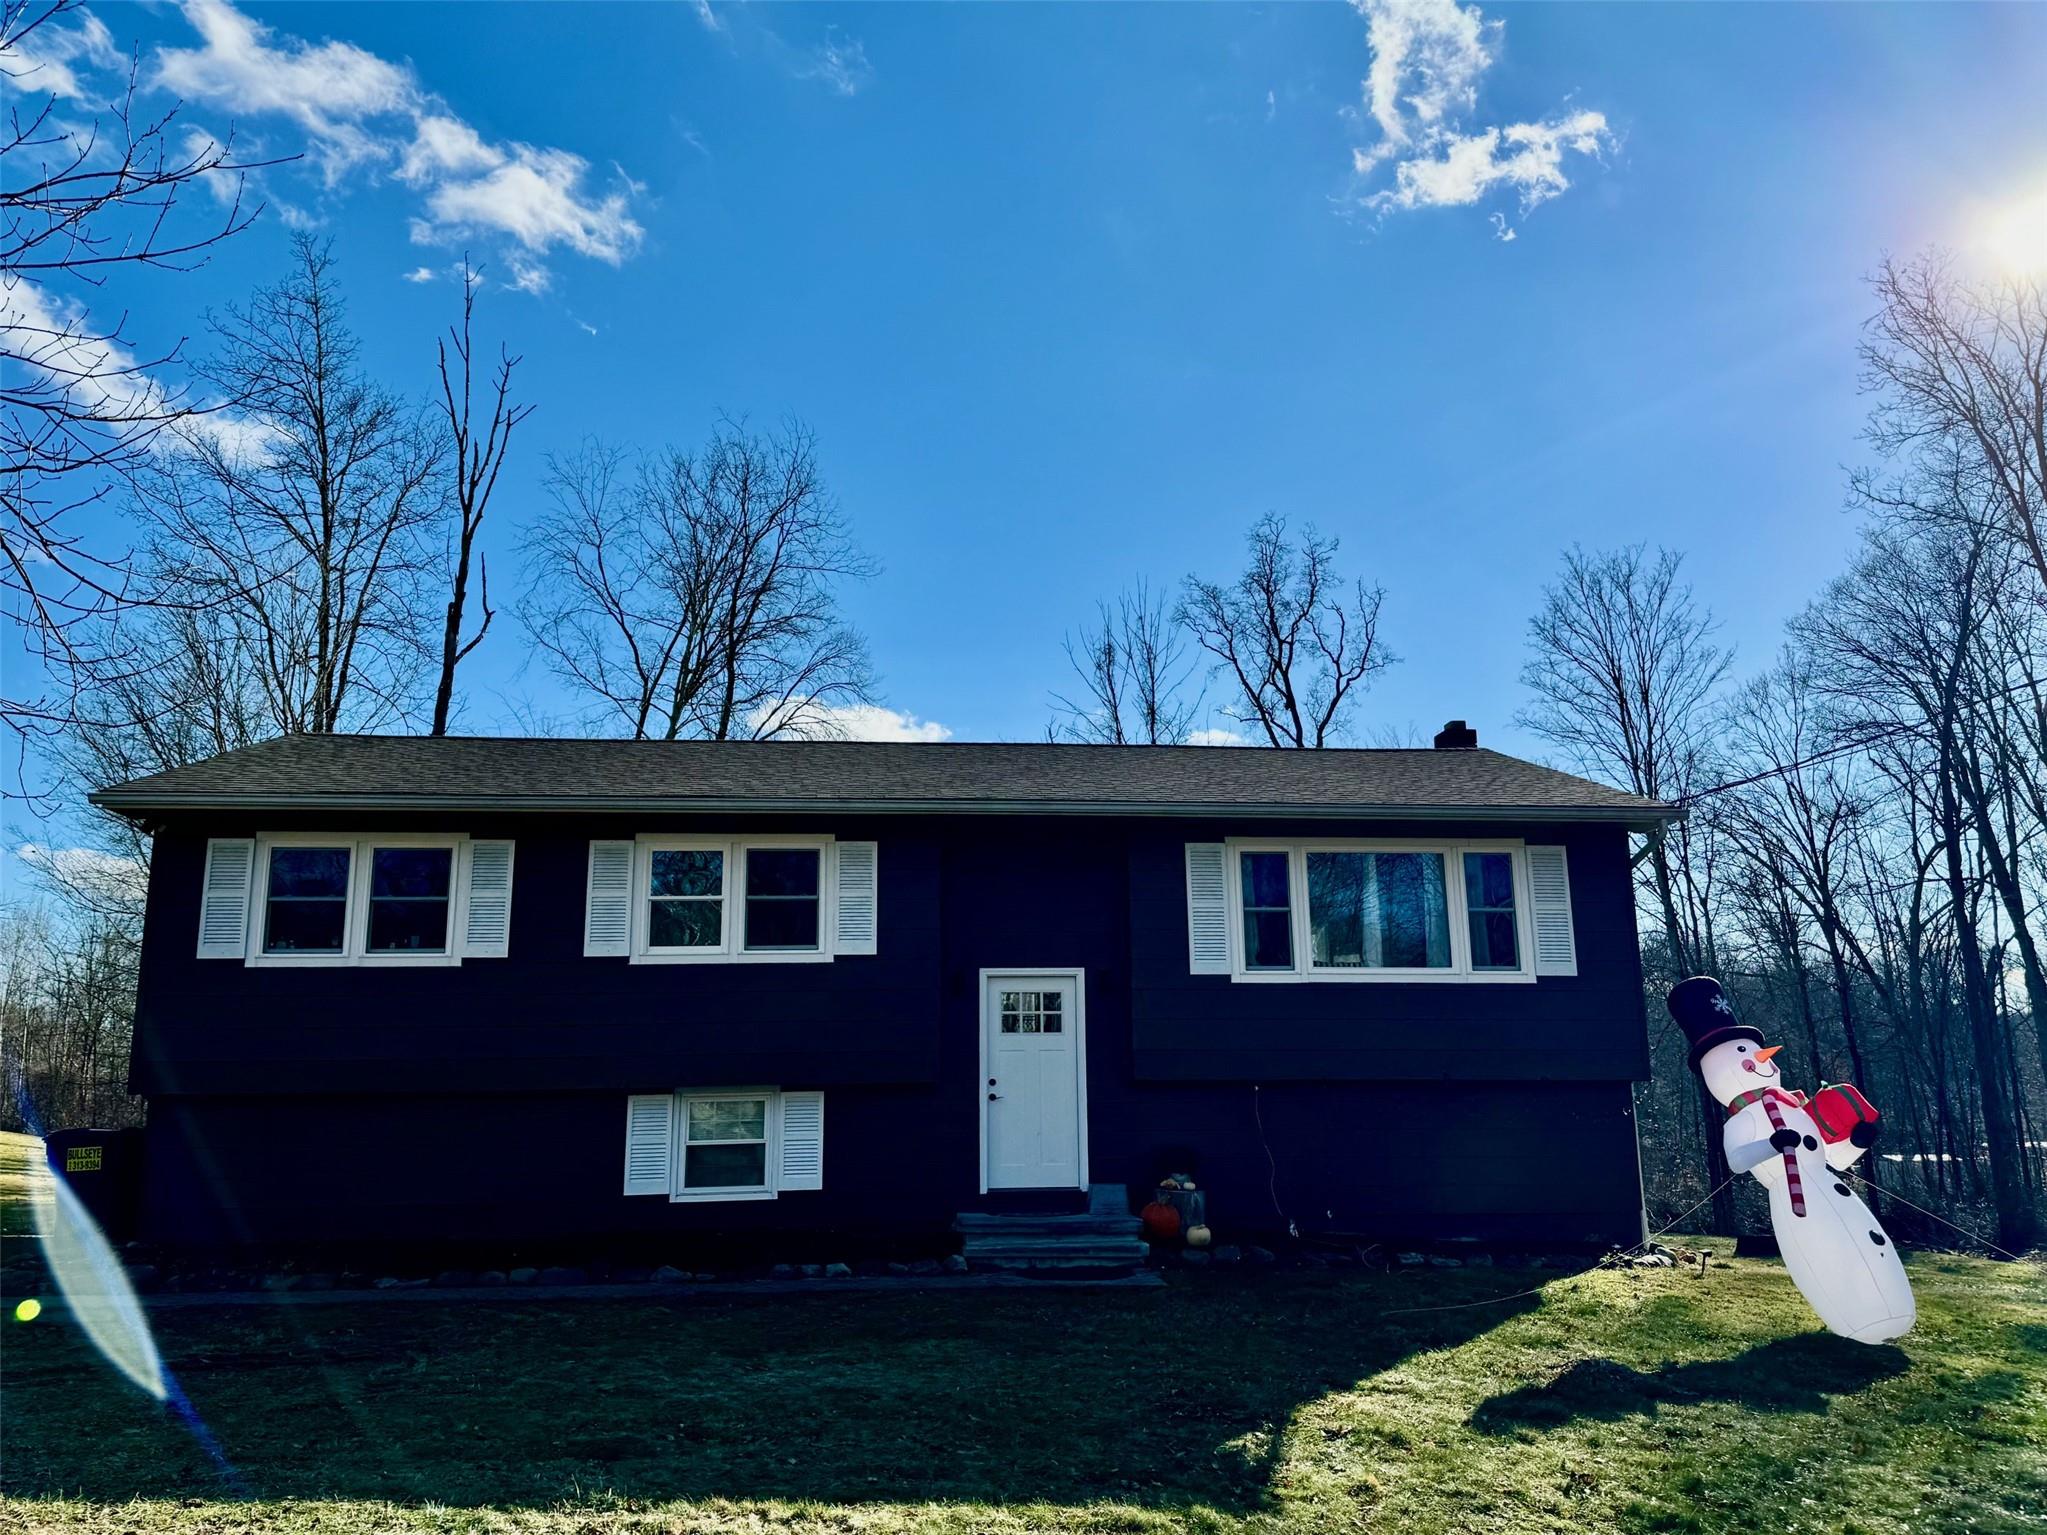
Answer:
[983, 972, 1084, 1190]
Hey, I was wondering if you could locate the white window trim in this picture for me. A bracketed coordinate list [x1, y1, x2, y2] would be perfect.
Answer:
[630, 835, 839, 965]
[1222, 837, 1538, 985]
[247, 832, 470, 968]
[672, 1087, 783, 1204]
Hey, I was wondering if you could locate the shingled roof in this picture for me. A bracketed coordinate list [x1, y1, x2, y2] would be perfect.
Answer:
[89, 735, 1679, 825]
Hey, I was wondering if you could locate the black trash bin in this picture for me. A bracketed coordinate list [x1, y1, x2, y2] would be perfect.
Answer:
[43, 1127, 145, 1242]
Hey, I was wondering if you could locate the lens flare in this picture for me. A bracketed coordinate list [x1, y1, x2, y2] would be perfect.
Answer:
[14, 1297, 42, 1322]
[30, 1157, 166, 1399]
[1981, 185, 2047, 275]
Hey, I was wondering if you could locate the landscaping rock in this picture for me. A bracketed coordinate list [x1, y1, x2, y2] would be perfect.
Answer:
[1631, 1252, 1675, 1268]
[652, 1265, 690, 1284]
[615, 1265, 654, 1284]
[293, 1273, 336, 1292]
[824, 1262, 853, 1279]
[799, 1264, 823, 1279]
[1246, 1246, 1276, 1266]
[1180, 1249, 1211, 1267]
[1425, 1255, 1464, 1268]
[1211, 1245, 1242, 1265]
[126, 1264, 161, 1292]
[1395, 1252, 1426, 1267]
[941, 1254, 968, 1274]
[475, 1270, 506, 1287]
[1466, 1253, 1494, 1267]
[508, 1267, 539, 1285]
[372, 1277, 402, 1290]
[885, 1261, 911, 1276]
[537, 1266, 585, 1287]
[770, 1263, 798, 1280]
[261, 1274, 297, 1292]
[432, 1270, 477, 1289]
[910, 1258, 943, 1276]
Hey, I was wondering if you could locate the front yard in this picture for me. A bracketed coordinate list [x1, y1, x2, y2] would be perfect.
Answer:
[2, 1182, 2042, 1535]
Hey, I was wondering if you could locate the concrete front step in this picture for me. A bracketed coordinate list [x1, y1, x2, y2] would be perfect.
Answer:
[954, 1213, 1143, 1238]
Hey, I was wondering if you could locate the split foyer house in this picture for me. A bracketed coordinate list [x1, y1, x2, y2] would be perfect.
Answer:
[93, 726, 1680, 1254]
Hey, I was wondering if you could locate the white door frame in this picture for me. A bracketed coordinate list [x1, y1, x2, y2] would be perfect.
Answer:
[977, 967, 1089, 1195]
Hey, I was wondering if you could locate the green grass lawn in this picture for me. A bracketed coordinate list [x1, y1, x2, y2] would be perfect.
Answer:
[2, 1139, 2043, 1535]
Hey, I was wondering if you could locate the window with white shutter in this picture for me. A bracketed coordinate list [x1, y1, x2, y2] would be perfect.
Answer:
[777, 1091, 825, 1191]
[1184, 843, 1229, 975]
[1526, 845, 1578, 977]
[833, 842, 877, 956]
[459, 840, 515, 958]
[624, 1088, 825, 1200]
[585, 840, 634, 957]
[622, 1094, 676, 1196]
[196, 838, 256, 959]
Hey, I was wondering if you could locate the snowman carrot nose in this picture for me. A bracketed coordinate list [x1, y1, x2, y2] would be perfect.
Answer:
[1755, 1045, 1783, 1064]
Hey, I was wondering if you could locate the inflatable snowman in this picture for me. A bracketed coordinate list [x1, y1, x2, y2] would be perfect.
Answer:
[1668, 977, 1914, 1344]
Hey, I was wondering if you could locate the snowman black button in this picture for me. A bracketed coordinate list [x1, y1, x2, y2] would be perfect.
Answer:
[1803, 1135, 1819, 1151]
[1869, 1231, 1887, 1246]
[1833, 1182, 1851, 1197]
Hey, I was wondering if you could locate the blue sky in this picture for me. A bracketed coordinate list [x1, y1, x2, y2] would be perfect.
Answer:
[9, 0, 2047, 798]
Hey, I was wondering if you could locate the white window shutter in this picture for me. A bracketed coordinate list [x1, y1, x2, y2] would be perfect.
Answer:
[623, 1094, 675, 1196]
[1527, 845, 1578, 977]
[197, 838, 255, 959]
[1185, 843, 1229, 975]
[833, 841, 878, 956]
[778, 1091, 825, 1191]
[585, 840, 634, 957]
[460, 840, 515, 958]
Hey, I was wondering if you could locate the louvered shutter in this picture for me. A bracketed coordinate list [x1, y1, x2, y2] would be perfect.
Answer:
[584, 840, 634, 957]
[778, 1090, 825, 1191]
[1185, 843, 1230, 975]
[623, 1094, 675, 1196]
[1526, 845, 1578, 977]
[196, 838, 256, 959]
[833, 841, 878, 956]
[460, 840, 515, 958]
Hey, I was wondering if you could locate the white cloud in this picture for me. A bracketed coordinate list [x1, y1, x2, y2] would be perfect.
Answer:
[768, 703, 953, 743]
[402, 265, 438, 283]
[2, 8, 121, 101]
[1347, 0, 1612, 233]
[155, 0, 416, 182]
[803, 31, 872, 97]
[691, 0, 725, 34]
[149, 0, 642, 288]
[1185, 727, 1249, 747]
[16, 843, 149, 906]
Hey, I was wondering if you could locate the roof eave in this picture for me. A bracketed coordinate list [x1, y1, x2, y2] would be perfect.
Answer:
[87, 790, 1685, 830]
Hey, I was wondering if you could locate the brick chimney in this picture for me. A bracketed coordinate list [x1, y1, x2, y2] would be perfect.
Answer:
[1433, 719, 1478, 749]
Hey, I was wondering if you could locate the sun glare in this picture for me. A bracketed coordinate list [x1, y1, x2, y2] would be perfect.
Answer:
[1981, 185, 2047, 274]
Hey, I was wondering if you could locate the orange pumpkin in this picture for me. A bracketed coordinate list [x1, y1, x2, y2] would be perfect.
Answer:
[1140, 1199, 1183, 1244]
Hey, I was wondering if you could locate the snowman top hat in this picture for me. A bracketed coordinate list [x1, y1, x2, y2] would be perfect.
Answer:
[1667, 976, 1765, 1068]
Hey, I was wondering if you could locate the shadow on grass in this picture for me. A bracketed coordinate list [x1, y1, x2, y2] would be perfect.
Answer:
[1470, 1333, 1910, 1435]
[2, 1271, 1548, 1513]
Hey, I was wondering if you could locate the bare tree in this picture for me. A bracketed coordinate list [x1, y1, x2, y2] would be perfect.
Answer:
[1177, 514, 1394, 748]
[430, 258, 531, 736]
[1518, 542, 1736, 1231]
[1052, 579, 1199, 745]
[519, 420, 877, 740]
[131, 235, 446, 736]
[2, 0, 278, 728]
[1860, 255, 2047, 597]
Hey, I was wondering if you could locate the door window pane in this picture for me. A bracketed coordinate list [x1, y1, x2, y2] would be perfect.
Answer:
[1464, 852, 1520, 970]
[1307, 851, 1451, 969]
[366, 846, 453, 953]
[744, 848, 821, 951]
[649, 849, 724, 950]
[262, 847, 351, 953]
[1239, 851, 1293, 970]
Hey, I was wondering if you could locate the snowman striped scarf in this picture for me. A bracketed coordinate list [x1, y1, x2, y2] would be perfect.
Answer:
[1758, 1094, 1807, 1218]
